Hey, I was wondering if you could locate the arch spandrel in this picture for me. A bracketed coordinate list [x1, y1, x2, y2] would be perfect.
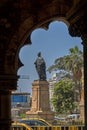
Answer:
[0, 0, 85, 78]
[1, 0, 74, 74]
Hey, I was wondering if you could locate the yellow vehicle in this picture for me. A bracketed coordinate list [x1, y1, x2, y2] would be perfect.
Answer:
[11, 122, 33, 130]
[19, 118, 51, 127]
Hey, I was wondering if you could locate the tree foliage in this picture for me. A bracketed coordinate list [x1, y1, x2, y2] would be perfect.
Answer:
[48, 46, 83, 100]
[51, 78, 76, 115]
[48, 46, 83, 82]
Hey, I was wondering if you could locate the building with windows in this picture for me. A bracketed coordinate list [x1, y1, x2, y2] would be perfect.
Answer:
[48, 73, 63, 110]
[11, 92, 31, 121]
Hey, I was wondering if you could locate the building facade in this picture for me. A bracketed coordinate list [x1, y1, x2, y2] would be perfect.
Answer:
[48, 73, 64, 110]
[11, 92, 31, 121]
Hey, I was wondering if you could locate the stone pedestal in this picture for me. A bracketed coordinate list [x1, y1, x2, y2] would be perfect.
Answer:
[26, 80, 54, 123]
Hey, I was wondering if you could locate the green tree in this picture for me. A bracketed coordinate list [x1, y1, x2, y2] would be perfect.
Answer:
[48, 46, 83, 99]
[48, 46, 83, 79]
[51, 78, 76, 115]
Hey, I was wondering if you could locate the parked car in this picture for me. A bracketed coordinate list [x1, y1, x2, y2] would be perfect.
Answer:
[19, 118, 51, 127]
[52, 117, 67, 125]
[66, 114, 80, 121]
[11, 122, 33, 130]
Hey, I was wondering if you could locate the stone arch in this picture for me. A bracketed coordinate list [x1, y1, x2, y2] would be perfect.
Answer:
[11, 17, 70, 73]
[4, 0, 73, 74]
[0, 0, 87, 130]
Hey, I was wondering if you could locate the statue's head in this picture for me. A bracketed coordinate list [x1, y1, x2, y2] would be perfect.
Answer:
[38, 52, 41, 57]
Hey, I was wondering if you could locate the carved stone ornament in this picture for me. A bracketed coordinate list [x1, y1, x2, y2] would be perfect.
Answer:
[69, 16, 87, 38]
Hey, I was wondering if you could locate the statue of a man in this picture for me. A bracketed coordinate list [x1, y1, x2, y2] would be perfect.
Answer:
[34, 52, 46, 81]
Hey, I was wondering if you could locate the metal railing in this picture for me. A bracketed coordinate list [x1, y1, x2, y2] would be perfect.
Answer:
[11, 125, 84, 130]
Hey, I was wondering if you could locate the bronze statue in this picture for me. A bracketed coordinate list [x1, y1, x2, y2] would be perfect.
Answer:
[34, 52, 46, 81]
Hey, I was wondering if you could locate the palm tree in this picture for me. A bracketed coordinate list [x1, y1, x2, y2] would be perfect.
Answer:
[48, 46, 83, 101]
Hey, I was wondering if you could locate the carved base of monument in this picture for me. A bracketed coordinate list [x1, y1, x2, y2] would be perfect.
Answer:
[26, 80, 54, 123]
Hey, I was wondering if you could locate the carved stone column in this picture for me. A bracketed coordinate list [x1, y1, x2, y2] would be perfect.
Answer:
[0, 19, 20, 129]
[0, 74, 18, 130]
[0, 90, 11, 130]
[69, 23, 87, 129]
[0, 15, 22, 129]
[79, 68, 84, 123]
[82, 36, 87, 128]
[68, 14, 87, 129]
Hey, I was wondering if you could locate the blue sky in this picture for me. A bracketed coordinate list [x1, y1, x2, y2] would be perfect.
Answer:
[17, 21, 83, 94]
